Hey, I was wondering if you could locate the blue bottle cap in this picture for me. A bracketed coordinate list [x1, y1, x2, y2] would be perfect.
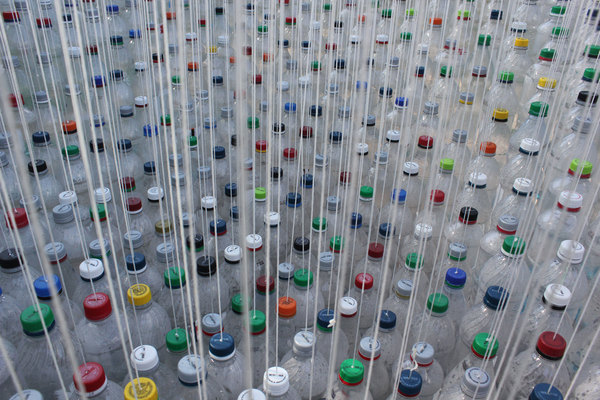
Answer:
[391, 188, 407, 203]
[350, 212, 362, 229]
[125, 252, 146, 273]
[143, 124, 158, 137]
[395, 97, 408, 107]
[284, 102, 297, 112]
[224, 182, 237, 197]
[143, 161, 156, 174]
[309, 105, 322, 116]
[213, 146, 226, 159]
[317, 308, 335, 331]
[204, 118, 217, 129]
[34, 274, 62, 299]
[379, 87, 393, 98]
[106, 5, 119, 13]
[32, 131, 50, 144]
[286, 192, 302, 207]
[415, 65, 425, 76]
[209, 332, 235, 357]
[212, 75, 224, 85]
[301, 40, 311, 49]
[529, 383, 563, 400]
[111, 69, 123, 80]
[129, 29, 141, 38]
[483, 286, 509, 310]
[117, 138, 132, 151]
[302, 174, 313, 188]
[379, 310, 396, 329]
[230, 206, 239, 220]
[379, 223, 394, 238]
[445, 268, 467, 288]
[398, 370, 422, 396]
[91, 75, 106, 87]
[209, 219, 227, 236]
[329, 131, 343, 143]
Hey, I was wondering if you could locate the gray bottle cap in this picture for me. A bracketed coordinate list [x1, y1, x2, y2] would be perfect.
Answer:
[177, 354, 204, 385]
[201, 313, 222, 335]
[52, 204, 74, 224]
[395, 279, 413, 297]
[180, 212, 190, 227]
[123, 230, 143, 249]
[327, 196, 341, 211]
[199, 90, 209, 100]
[293, 330, 315, 353]
[88, 238, 109, 258]
[412, 342, 434, 365]
[221, 107, 233, 118]
[171, 172, 185, 186]
[120, 105, 134, 117]
[238, 389, 266, 400]
[497, 215, 519, 232]
[315, 153, 328, 167]
[423, 101, 439, 115]
[10, 390, 43, 400]
[2, 56, 20, 68]
[38, 52, 51, 64]
[260, 100, 269, 112]
[461, 368, 491, 398]
[572, 116, 592, 133]
[278, 262, 294, 279]
[0, 151, 8, 167]
[386, 130, 401, 142]
[168, 43, 178, 55]
[448, 242, 468, 260]
[319, 252, 334, 271]
[278, 81, 290, 92]
[286, 59, 298, 70]
[472, 65, 487, 77]
[374, 151, 389, 165]
[452, 129, 468, 143]
[301, 2, 310, 11]
[359, 337, 381, 359]
[44, 242, 66, 262]
[94, 187, 112, 204]
[20, 195, 41, 210]
[328, 83, 339, 94]
[35, 90, 49, 104]
[338, 106, 351, 118]
[0, 132, 12, 149]
[364, 114, 376, 125]
[169, 153, 183, 167]
[58, 191, 77, 205]
[197, 166, 211, 179]
[388, 56, 400, 67]
[156, 242, 175, 263]
[459, 92, 475, 104]
[244, 158, 253, 170]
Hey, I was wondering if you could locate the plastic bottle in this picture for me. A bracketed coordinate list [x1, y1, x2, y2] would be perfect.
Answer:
[0, 287, 22, 343]
[364, 310, 402, 371]
[349, 273, 378, 330]
[206, 333, 247, 397]
[399, 342, 444, 399]
[490, 178, 535, 226]
[315, 308, 349, 371]
[195, 256, 230, 315]
[386, 369, 423, 400]
[281, 330, 329, 399]
[329, 359, 373, 399]
[455, 173, 493, 224]
[67, 362, 122, 399]
[442, 267, 469, 323]
[261, 367, 301, 399]
[443, 333, 498, 393]
[444, 207, 484, 252]
[432, 367, 491, 399]
[276, 297, 296, 357]
[33, 274, 82, 331]
[357, 337, 389, 399]
[247, 310, 276, 387]
[500, 138, 542, 192]
[549, 117, 598, 182]
[399, 223, 435, 273]
[477, 109, 511, 162]
[160, 328, 189, 371]
[383, 280, 423, 333]
[176, 354, 227, 399]
[127, 284, 172, 352]
[0, 248, 40, 309]
[465, 142, 501, 190]
[475, 215, 519, 273]
[510, 102, 549, 152]
[122, 345, 178, 394]
[393, 253, 430, 307]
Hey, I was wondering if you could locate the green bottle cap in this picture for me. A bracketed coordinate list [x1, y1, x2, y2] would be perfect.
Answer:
[166, 328, 188, 352]
[339, 359, 364, 385]
[570, 159, 593, 176]
[472, 332, 499, 358]
[406, 8, 415, 17]
[311, 61, 321, 71]
[381, 9, 392, 18]
[323, 3, 331, 10]
[405, 253, 424, 270]
[188, 135, 197, 147]
[583, 68, 598, 81]
[231, 294, 251, 314]
[359, 186, 373, 199]
[399, 31, 412, 41]
[160, 114, 171, 125]
[254, 187, 266, 201]
[585, 45, 600, 57]
[164, 266, 186, 288]
[539, 48, 555, 61]
[329, 236, 344, 252]
[61, 145, 79, 157]
[498, 71, 514, 83]
[257, 25, 268, 33]
[20, 303, 55, 334]
[551, 26, 569, 37]
[478, 34, 491, 46]
[249, 310, 266, 333]
[440, 65, 452, 77]
[90, 203, 106, 220]
[426, 293, 449, 313]
[502, 235, 526, 255]
[293, 268, 313, 287]
[312, 217, 327, 232]
[550, 5, 566, 15]
[440, 158, 454, 171]
[247, 117, 259, 129]
[529, 101, 549, 117]
[171, 75, 181, 84]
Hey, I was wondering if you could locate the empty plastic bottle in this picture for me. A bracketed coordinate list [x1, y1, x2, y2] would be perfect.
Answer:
[399, 342, 443, 399]
[67, 362, 122, 399]
[386, 369, 423, 400]
[176, 354, 227, 399]
[329, 359, 373, 399]
[433, 367, 491, 399]
[206, 333, 247, 397]
[443, 333, 498, 392]
[126, 284, 172, 351]
[357, 337, 389, 399]
[261, 367, 301, 399]
[281, 330, 329, 399]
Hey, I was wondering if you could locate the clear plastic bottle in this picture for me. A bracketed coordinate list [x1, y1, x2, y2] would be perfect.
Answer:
[281, 330, 329, 399]
[477, 109, 512, 162]
[357, 337, 389, 399]
[392, 253, 430, 307]
[329, 359, 373, 399]
[67, 362, 122, 399]
[194, 255, 231, 315]
[364, 310, 402, 371]
[33, 274, 82, 331]
[410, 293, 456, 372]
[443, 333, 498, 393]
[349, 273, 378, 330]
[397, 162, 426, 213]
[399, 342, 444, 399]
[122, 345, 178, 395]
[383, 280, 423, 334]
[444, 207, 485, 252]
[549, 117, 598, 183]
[432, 367, 491, 399]
[485, 72, 519, 128]
[175, 354, 227, 399]
[474, 215, 519, 277]
[465, 142, 501, 190]
[400, 223, 435, 273]
[261, 367, 301, 399]
[442, 267, 469, 323]
[0, 287, 22, 344]
[455, 173, 493, 224]
[509, 101, 549, 151]
[276, 297, 296, 357]
[315, 308, 349, 371]
[155, 266, 188, 328]
[126, 284, 172, 352]
[490, 178, 535, 226]
[160, 328, 189, 371]
[413, 134, 436, 183]
[287, 269, 321, 330]
[0, 248, 40, 309]
[206, 332, 247, 397]
[500, 138, 542, 192]
[501, 331, 570, 398]
[247, 310, 276, 387]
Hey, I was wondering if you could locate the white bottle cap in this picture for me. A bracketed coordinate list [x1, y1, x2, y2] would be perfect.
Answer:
[414, 223, 433, 239]
[10, 390, 43, 400]
[512, 177, 533, 194]
[356, 142, 369, 155]
[246, 234, 263, 250]
[79, 258, 104, 280]
[177, 354, 204, 385]
[519, 138, 540, 153]
[238, 389, 266, 400]
[469, 172, 487, 187]
[186, 32, 198, 41]
[543, 284, 572, 308]
[201, 313, 223, 335]
[403, 161, 419, 175]
[264, 211, 280, 226]
[411, 342, 434, 365]
[298, 76, 310, 88]
[293, 331, 315, 352]
[263, 367, 290, 396]
[558, 191, 583, 209]
[130, 345, 159, 372]
[94, 187, 111, 203]
[358, 336, 381, 359]
[557, 240, 585, 263]
[201, 195, 216, 210]
[376, 34, 389, 43]
[134, 95, 148, 106]
[338, 296, 358, 316]
[386, 130, 401, 142]
[58, 190, 78, 205]
[224, 245, 242, 262]
[277, 80, 290, 91]
[147, 186, 164, 201]
[68, 47, 81, 58]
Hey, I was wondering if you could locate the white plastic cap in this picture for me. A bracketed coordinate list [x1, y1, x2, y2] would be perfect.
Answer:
[134, 95, 148, 107]
[311, 21, 320, 30]
[130, 345, 159, 372]
[558, 191, 583, 209]
[415, 223, 433, 239]
[238, 389, 266, 400]
[359, 336, 381, 359]
[68, 47, 81, 58]
[263, 367, 290, 396]
[519, 138, 540, 153]
[177, 355, 203, 385]
[356, 142, 369, 155]
[246, 233, 263, 250]
[201, 195, 216, 210]
[79, 258, 104, 280]
[403, 161, 419, 175]
[217, 34, 227, 44]
[10, 390, 42, 400]
[386, 130, 401, 141]
[277, 81, 290, 91]
[338, 296, 358, 316]
[469, 172, 487, 186]
[543, 284, 572, 308]
[186, 32, 199, 41]
[224, 245, 242, 262]
[58, 190, 78, 205]
[376, 34, 389, 43]
[298, 76, 310, 88]
[557, 240, 585, 263]
[94, 187, 111, 203]
[264, 211, 280, 226]
[293, 331, 315, 352]
[513, 177, 533, 194]
[147, 186, 164, 201]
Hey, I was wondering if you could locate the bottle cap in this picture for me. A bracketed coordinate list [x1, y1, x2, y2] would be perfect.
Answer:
[286, 193, 302, 208]
[73, 362, 107, 395]
[537, 77, 557, 89]
[256, 276, 275, 294]
[155, 242, 175, 263]
[79, 258, 104, 281]
[405, 253, 424, 270]
[468, 172, 487, 188]
[20, 303, 54, 335]
[164, 267, 185, 288]
[82, 292, 111, 321]
[536, 331, 566, 359]
[459, 207, 478, 224]
[395, 279, 413, 297]
[358, 336, 381, 360]
[427, 293, 449, 313]
[529, 383, 564, 400]
[293, 268, 313, 287]
[483, 286, 509, 310]
[316, 308, 335, 332]
[415, 223, 434, 239]
[472, 333, 499, 358]
[543, 284, 571, 308]
[185, 234, 204, 252]
[472, 65, 487, 77]
[386, 130, 401, 142]
[411, 342, 434, 366]
[569, 159, 593, 177]
[329, 236, 344, 252]
[493, 108, 509, 121]
[355, 273, 373, 290]
[461, 368, 491, 398]
[398, 370, 422, 396]
[501, 235, 526, 256]
[327, 196, 341, 211]
[423, 102, 438, 115]
[512, 177, 534, 195]
[539, 48, 555, 61]
[293, 330, 315, 353]
[379, 223, 395, 238]
[339, 359, 364, 385]
[558, 191, 583, 211]
[201, 313, 223, 336]
[480, 141, 497, 155]
[497, 215, 518, 234]
[127, 283, 152, 306]
[529, 101, 549, 117]
[166, 328, 188, 353]
[124, 377, 158, 400]
[147, 186, 164, 202]
[249, 310, 266, 334]
[245, 234, 263, 251]
[440, 158, 454, 171]
[44, 242, 67, 263]
[238, 390, 266, 400]
[130, 345, 159, 372]
[319, 252, 334, 271]
[368, 243, 384, 259]
[196, 256, 217, 276]
[557, 240, 585, 263]
[209, 332, 235, 358]
[278, 296, 296, 317]
[356, 142, 369, 155]
[254, 187, 267, 201]
[33, 274, 62, 299]
[519, 138, 540, 155]
[339, 296, 358, 317]
[263, 367, 290, 396]
[445, 267, 467, 288]
[176, 354, 204, 386]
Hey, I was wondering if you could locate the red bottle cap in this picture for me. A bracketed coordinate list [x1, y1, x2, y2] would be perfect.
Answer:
[5, 208, 28, 229]
[355, 273, 374, 290]
[74, 362, 106, 394]
[301, 126, 313, 138]
[418, 135, 433, 148]
[83, 292, 112, 321]
[126, 197, 143, 213]
[283, 147, 296, 160]
[368, 242, 384, 259]
[256, 275, 275, 293]
[536, 331, 566, 360]
[8, 93, 23, 108]
[430, 190, 445, 204]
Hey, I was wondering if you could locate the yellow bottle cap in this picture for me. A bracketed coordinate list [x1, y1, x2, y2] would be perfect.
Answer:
[537, 77, 557, 89]
[124, 377, 158, 400]
[127, 284, 152, 307]
[514, 37, 528, 48]
[207, 46, 218, 54]
[154, 219, 172, 234]
[493, 108, 509, 120]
